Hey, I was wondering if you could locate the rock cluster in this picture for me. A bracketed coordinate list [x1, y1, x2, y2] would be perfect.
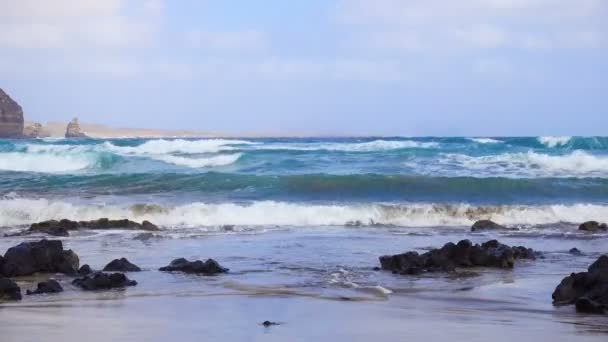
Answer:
[552, 255, 608, 314]
[379, 239, 537, 275]
[471, 220, 511, 232]
[29, 218, 159, 237]
[159, 258, 228, 275]
[73, 272, 137, 290]
[65, 118, 87, 138]
[0, 88, 24, 138]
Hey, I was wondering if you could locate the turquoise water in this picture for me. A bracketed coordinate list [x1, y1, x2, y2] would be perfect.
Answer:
[1, 136, 608, 229]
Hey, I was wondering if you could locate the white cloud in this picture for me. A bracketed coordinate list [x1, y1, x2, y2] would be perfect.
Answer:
[335, 0, 607, 52]
[0, 0, 158, 50]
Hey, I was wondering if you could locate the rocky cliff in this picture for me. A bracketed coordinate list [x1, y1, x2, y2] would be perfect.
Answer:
[0, 88, 24, 138]
[65, 118, 87, 138]
[23, 122, 51, 138]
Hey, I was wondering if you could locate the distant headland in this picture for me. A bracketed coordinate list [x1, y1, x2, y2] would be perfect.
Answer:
[0, 87, 212, 139]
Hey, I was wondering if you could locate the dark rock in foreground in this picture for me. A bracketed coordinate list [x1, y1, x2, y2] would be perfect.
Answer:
[0, 277, 22, 300]
[379, 239, 537, 275]
[103, 258, 141, 272]
[471, 220, 510, 232]
[30, 218, 159, 236]
[72, 272, 137, 290]
[578, 221, 608, 232]
[26, 279, 63, 295]
[78, 264, 93, 276]
[159, 258, 228, 275]
[1, 239, 79, 277]
[552, 255, 608, 314]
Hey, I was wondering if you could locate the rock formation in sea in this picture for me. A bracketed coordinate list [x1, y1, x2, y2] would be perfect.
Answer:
[159, 258, 229, 274]
[0, 88, 24, 138]
[29, 218, 159, 237]
[65, 117, 88, 138]
[103, 258, 142, 272]
[578, 221, 607, 232]
[22, 122, 51, 138]
[379, 239, 538, 275]
[26, 279, 63, 295]
[72, 272, 138, 290]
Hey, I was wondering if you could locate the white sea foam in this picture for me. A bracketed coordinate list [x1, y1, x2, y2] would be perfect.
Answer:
[105, 139, 255, 155]
[254, 140, 438, 152]
[152, 153, 242, 168]
[2, 198, 608, 228]
[438, 150, 608, 177]
[469, 138, 502, 144]
[538, 136, 572, 148]
[0, 152, 94, 173]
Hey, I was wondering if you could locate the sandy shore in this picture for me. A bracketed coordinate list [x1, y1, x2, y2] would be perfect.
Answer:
[0, 228, 607, 341]
[37, 121, 214, 138]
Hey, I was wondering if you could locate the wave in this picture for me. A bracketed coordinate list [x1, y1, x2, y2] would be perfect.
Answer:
[0, 152, 96, 173]
[537, 136, 572, 148]
[437, 150, 608, 177]
[1, 198, 607, 228]
[469, 138, 502, 144]
[151, 153, 242, 168]
[252, 139, 438, 152]
[104, 139, 255, 155]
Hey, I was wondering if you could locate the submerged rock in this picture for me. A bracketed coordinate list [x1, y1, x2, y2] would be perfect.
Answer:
[72, 272, 137, 290]
[262, 321, 280, 327]
[65, 118, 87, 138]
[552, 255, 608, 314]
[578, 221, 608, 232]
[1, 239, 79, 277]
[379, 239, 537, 275]
[159, 258, 228, 275]
[29, 218, 159, 236]
[103, 258, 141, 272]
[569, 248, 582, 256]
[0, 277, 22, 300]
[0, 88, 24, 138]
[471, 220, 508, 232]
[26, 279, 63, 295]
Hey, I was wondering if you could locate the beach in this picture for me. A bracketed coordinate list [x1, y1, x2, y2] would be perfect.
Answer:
[0, 136, 607, 341]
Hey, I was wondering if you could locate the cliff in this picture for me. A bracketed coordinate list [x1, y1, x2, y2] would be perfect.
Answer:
[0, 88, 24, 138]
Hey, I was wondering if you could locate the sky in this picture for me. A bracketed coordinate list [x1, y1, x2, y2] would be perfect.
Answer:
[0, 0, 607, 136]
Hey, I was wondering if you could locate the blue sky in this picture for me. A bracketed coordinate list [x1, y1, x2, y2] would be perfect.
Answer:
[1, 0, 607, 136]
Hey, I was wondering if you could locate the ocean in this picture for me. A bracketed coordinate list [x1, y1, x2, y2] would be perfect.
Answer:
[1, 136, 607, 341]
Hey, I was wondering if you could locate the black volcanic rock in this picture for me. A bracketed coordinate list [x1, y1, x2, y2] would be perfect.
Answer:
[552, 255, 608, 314]
[578, 221, 608, 232]
[0, 88, 24, 138]
[103, 258, 141, 272]
[29, 218, 159, 236]
[0, 277, 22, 300]
[78, 264, 93, 276]
[26, 279, 63, 295]
[72, 272, 137, 290]
[1, 239, 79, 277]
[379, 239, 537, 275]
[159, 258, 228, 275]
[471, 220, 508, 232]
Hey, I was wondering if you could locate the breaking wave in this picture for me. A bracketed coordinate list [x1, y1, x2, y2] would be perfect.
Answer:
[1, 198, 607, 228]
[537, 136, 572, 148]
[252, 139, 438, 152]
[0, 152, 98, 173]
[151, 153, 242, 168]
[437, 150, 608, 177]
[105, 139, 255, 155]
[469, 138, 502, 144]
